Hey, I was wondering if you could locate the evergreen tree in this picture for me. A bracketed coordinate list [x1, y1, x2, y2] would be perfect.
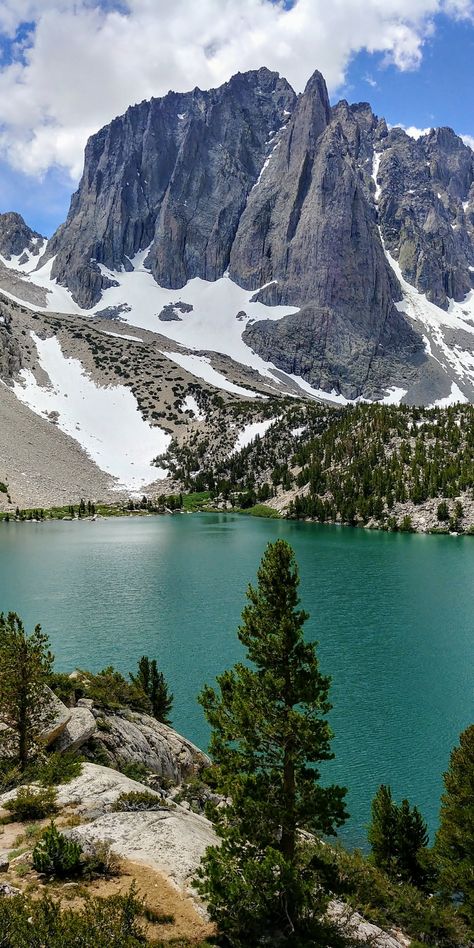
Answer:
[396, 798, 429, 887]
[369, 784, 429, 888]
[435, 724, 474, 927]
[196, 540, 347, 945]
[131, 656, 173, 725]
[368, 785, 398, 876]
[0, 613, 54, 771]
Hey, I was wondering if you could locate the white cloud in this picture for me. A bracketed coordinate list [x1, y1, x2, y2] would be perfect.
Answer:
[461, 134, 474, 150]
[393, 124, 433, 139]
[0, 0, 472, 180]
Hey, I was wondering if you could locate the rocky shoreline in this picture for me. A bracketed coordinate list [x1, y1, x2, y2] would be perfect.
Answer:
[0, 679, 412, 948]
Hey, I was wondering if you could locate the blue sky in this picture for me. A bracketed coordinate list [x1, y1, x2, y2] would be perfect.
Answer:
[0, 1, 472, 237]
[342, 15, 474, 134]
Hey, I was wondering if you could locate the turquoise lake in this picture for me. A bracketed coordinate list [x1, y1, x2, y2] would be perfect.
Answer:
[0, 513, 473, 850]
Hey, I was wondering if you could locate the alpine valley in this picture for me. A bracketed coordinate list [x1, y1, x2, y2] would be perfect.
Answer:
[1, 66, 474, 516]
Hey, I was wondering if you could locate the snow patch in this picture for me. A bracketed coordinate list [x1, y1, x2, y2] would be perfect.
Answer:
[429, 382, 468, 408]
[382, 237, 474, 391]
[13, 333, 170, 490]
[182, 394, 204, 419]
[231, 418, 277, 455]
[378, 386, 407, 405]
[163, 350, 265, 398]
[102, 331, 144, 342]
[372, 151, 382, 203]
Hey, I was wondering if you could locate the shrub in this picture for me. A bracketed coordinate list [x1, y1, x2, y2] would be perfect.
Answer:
[116, 758, 149, 783]
[82, 666, 151, 713]
[309, 842, 466, 947]
[48, 672, 77, 706]
[112, 790, 164, 812]
[5, 785, 57, 821]
[0, 888, 148, 946]
[36, 751, 83, 786]
[437, 500, 450, 522]
[32, 822, 83, 877]
[82, 840, 120, 879]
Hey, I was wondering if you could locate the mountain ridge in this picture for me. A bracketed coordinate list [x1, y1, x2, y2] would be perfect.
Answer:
[0, 66, 474, 503]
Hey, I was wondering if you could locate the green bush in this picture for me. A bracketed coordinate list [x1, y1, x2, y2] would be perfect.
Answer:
[116, 758, 149, 783]
[112, 790, 164, 812]
[0, 482, 8, 494]
[48, 671, 77, 705]
[0, 888, 148, 946]
[5, 785, 57, 822]
[81, 666, 151, 713]
[36, 752, 83, 786]
[32, 822, 83, 877]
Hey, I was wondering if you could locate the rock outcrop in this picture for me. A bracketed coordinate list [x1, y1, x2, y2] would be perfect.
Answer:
[0, 307, 21, 381]
[85, 708, 209, 783]
[38, 688, 71, 746]
[0, 212, 44, 261]
[69, 807, 217, 891]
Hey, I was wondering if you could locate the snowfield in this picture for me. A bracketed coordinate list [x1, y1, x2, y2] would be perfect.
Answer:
[231, 418, 278, 455]
[13, 333, 171, 490]
[2, 233, 474, 407]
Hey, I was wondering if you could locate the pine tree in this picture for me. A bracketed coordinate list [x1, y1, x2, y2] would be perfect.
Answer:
[369, 785, 429, 888]
[396, 798, 429, 887]
[0, 613, 54, 771]
[196, 539, 347, 945]
[131, 656, 173, 725]
[435, 724, 474, 927]
[368, 785, 398, 875]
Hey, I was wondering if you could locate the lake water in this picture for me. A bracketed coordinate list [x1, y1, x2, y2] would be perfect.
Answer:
[0, 513, 473, 850]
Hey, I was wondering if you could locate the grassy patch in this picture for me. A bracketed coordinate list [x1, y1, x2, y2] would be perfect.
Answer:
[238, 504, 280, 519]
[182, 491, 212, 512]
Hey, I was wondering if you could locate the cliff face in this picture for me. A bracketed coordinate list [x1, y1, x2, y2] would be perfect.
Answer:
[46, 68, 296, 308]
[0, 307, 21, 381]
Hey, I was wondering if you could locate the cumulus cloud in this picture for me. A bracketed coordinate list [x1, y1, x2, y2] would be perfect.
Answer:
[0, 0, 472, 180]
[394, 124, 433, 139]
[462, 134, 474, 150]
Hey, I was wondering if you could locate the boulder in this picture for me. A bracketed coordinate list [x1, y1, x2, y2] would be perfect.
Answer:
[90, 710, 209, 784]
[38, 688, 71, 746]
[0, 883, 20, 897]
[328, 900, 411, 948]
[0, 852, 9, 872]
[68, 807, 217, 891]
[54, 762, 161, 814]
[52, 706, 96, 753]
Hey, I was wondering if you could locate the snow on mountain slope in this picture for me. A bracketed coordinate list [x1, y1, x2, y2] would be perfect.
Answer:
[385, 248, 474, 398]
[230, 418, 278, 455]
[0, 249, 414, 404]
[13, 333, 170, 490]
[163, 351, 265, 398]
[2, 237, 474, 407]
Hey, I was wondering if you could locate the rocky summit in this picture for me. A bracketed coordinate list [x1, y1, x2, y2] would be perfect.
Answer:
[0, 66, 474, 500]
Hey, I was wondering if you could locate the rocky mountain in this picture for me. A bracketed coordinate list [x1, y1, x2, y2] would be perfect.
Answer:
[0, 66, 474, 503]
[0, 212, 44, 263]
[33, 66, 473, 403]
[45, 67, 296, 308]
